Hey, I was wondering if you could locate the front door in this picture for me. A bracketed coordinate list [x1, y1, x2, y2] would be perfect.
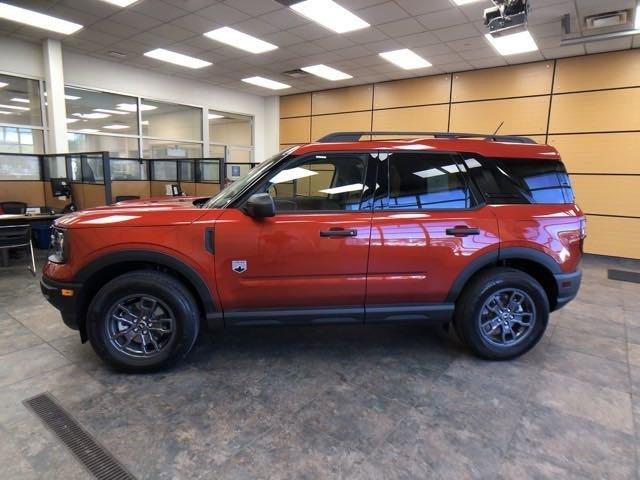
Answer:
[214, 152, 376, 325]
[365, 151, 500, 321]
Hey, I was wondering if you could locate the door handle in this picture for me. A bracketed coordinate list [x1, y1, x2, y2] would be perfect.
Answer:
[320, 228, 358, 238]
[445, 226, 480, 237]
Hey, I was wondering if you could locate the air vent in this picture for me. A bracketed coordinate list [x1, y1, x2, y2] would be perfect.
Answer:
[584, 10, 630, 29]
[282, 69, 311, 78]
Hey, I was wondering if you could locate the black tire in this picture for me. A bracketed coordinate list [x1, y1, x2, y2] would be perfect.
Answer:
[87, 270, 200, 373]
[453, 267, 549, 360]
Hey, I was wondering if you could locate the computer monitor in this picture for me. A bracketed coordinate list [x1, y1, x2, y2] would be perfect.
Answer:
[51, 179, 71, 198]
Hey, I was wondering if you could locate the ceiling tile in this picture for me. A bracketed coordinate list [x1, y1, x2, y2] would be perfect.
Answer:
[222, 0, 282, 15]
[438, 60, 473, 73]
[170, 14, 219, 34]
[540, 44, 585, 59]
[163, 0, 218, 12]
[377, 17, 424, 38]
[74, 28, 120, 47]
[231, 18, 280, 36]
[365, 38, 404, 54]
[47, 4, 102, 26]
[447, 36, 486, 52]
[468, 56, 508, 69]
[108, 39, 152, 55]
[413, 42, 453, 57]
[287, 41, 326, 56]
[312, 35, 357, 51]
[260, 9, 308, 30]
[109, 10, 163, 30]
[458, 46, 496, 61]
[417, 8, 468, 30]
[90, 19, 139, 38]
[395, 30, 440, 48]
[147, 24, 196, 42]
[197, 3, 250, 24]
[394, 0, 452, 16]
[585, 37, 633, 54]
[131, 0, 190, 22]
[353, 54, 387, 67]
[286, 23, 332, 41]
[343, 27, 389, 44]
[129, 31, 175, 48]
[59, 0, 118, 18]
[527, 2, 577, 27]
[432, 23, 480, 42]
[333, 45, 372, 59]
[457, 0, 494, 23]
[427, 52, 465, 65]
[357, 2, 409, 25]
[504, 50, 545, 64]
[262, 30, 305, 47]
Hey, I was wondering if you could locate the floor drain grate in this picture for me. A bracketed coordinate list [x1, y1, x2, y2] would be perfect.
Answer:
[23, 393, 136, 480]
[608, 269, 640, 284]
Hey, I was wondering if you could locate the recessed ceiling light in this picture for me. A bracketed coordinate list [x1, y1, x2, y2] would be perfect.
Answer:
[379, 49, 432, 70]
[66, 118, 79, 124]
[301, 64, 352, 81]
[204, 27, 278, 54]
[116, 103, 157, 112]
[0, 2, 82, 35]
[103, 124, 129, 130]
[10, 98, 29, 103]
[76, 129, 100, 134]
[141, 120, 149, 125]
[290, 0, 370, 33]
[208, 113, 224, 120]
[93, 108, 129, 115]
[0, 82, 8, 88]
[44, 92, 81, 100]
[72, 112, 110, 119]
[242, 76, 291, 90]
[144, 48, 212, 69]
[0, 104, 29, 111]
[452, 0, 483, 5]
[99, 0, 139, 6]
[485, 30, 538, 55]
[0, 111, 11, 115]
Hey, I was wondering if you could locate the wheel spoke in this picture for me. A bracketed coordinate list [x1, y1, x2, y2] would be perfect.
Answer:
[478, 288, 536, 348]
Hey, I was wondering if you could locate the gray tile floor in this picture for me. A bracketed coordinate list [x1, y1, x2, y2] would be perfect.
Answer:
[0, 253, 639, 479]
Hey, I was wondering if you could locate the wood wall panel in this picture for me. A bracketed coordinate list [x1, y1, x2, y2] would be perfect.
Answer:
[372, 105, 449, 132]
[584, 215, 640, 259]
[312, 85, 373, 115]
[450, 96, 549, 135]
[0, 181, 45, 206]
[571, 175, 640, 217]
[150, 181, 174, 197]
[554, 50, 640, 93]
[373, 75, 450, 109]
[180, 182, 197, 196]
[44, 185, 69, 211]
[195, 183, 220, 197]
[311, 111, 372, 141]
[452, 62, 553, 102]
[111, 181, 151, 201]
[280, 117, 311, 144]
[549, 133, 640, 174]
[549, 88, 640, 134]
[280, 93, 311, 118]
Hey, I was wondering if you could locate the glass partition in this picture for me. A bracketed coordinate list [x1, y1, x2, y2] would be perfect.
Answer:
[142, 139, 202, 158]
[0, 153, 40, 180]
[110, 158, 148, 180]
[142, 99, 202, 143]
[197, 159, 220, 183]
[0, 126, 44, 154]
[151, 160, 178, 181]
[208, 111, 252, 146]
[68, 132, 139, 157]
[0, 73, 43, 127]
[65, 86, 139, 134]
[43, 155, 67, 180]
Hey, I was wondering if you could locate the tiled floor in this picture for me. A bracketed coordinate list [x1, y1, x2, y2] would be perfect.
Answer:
[0, 253, 639, 479]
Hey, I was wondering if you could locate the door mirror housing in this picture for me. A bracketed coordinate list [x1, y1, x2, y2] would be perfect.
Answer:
[245, 193, 275, 218]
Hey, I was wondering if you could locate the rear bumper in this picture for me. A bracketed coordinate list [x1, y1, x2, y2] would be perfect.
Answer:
[40, 275, 83, 331]
[553, 269, 582, 310]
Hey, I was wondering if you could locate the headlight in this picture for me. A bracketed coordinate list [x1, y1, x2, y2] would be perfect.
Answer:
[49, 228, 68, 263]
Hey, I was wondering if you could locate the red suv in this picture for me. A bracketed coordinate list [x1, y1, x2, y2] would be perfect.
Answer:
[41, 131, 584, 372]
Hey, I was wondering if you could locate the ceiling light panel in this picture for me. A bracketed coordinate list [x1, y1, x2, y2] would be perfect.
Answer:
[208, 113, 224, 119]
[0, 104, 29, 111]
[10, 98, 29, 103]
[379, 49, 432, 70]
[75, 129, 100, 134]
[242, 76, 291, 90]
[301, 64, 352, 81]
[452, 0, 484, 5]
[204, 27, 278, 54]
[144, 48, 212, 69]
[0, 82, 8, 88]
[72, 112, 110, 119]
[99, 0, 139, 6]
[290, 0, 370, 33]
[485, 30, 538, 55]
[93, 108, 129, 115]
[103, 125, 130, 130]
[0, 2, 82, 35]
[116, 103, 156, 112]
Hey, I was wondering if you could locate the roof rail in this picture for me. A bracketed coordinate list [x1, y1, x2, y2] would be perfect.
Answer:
[316, 131, 537, 144]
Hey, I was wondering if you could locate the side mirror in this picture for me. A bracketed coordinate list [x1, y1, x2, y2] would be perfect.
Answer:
[245, 193, 275, 218]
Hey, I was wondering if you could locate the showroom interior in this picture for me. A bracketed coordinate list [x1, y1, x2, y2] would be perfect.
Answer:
[0, 0, 639, 478]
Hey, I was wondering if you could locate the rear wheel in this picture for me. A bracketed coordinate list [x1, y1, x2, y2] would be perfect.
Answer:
[454, 267, 549, 360]
[87, 271, 199, 372]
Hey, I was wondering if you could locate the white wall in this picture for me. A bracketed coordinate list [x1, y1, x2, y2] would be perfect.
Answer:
[0, 36, 280, 161]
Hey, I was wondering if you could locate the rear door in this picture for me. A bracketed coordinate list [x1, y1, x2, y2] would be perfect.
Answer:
[214, 151, 376, 324]
[365, 151, 500, 321]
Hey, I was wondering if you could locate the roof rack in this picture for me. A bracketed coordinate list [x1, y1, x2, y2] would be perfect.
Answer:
[316, 131, 537, 144]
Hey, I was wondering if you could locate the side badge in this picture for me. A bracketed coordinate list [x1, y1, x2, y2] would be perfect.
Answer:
[232, 260, 247, 274]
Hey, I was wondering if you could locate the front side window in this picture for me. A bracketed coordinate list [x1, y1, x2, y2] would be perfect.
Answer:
[379, 153, 474, 210]
[256, 153, 369, 212]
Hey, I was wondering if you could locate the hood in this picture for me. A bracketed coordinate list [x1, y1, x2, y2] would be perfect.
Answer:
[56, 204, 212, 228]
[112, 195, 209, 207]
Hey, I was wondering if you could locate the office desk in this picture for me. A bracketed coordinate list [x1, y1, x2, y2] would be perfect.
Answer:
[0, 213, 65, 226]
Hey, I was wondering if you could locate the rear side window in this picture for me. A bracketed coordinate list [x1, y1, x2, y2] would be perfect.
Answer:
[462, 156, 574, 204]
[377, 153, 476, 210]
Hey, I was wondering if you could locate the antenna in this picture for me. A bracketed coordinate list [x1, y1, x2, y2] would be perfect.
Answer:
[492, 121, 504, 135]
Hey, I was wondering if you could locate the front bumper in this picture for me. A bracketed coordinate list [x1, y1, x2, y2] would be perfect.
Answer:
[40, 275, 83, 331]
[553, 269, 582, 310]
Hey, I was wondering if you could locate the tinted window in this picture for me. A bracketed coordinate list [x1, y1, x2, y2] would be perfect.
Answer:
[257, 153, 369, 211]
[379, 153, 474, 210]
[463, 156, 574, 204]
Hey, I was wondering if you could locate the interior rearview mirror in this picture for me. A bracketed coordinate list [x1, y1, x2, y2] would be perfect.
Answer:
[245, 193, 275, 218]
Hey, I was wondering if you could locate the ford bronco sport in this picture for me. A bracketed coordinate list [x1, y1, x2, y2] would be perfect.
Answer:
[41, 131, 584, 372]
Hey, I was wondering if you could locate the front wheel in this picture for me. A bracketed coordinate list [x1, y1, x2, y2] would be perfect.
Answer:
[454, 267, 549, 360]
[87, 271, 200, 372]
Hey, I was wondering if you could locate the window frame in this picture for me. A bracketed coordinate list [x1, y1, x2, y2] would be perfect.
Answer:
[236, 150, 378, 214]
[374, 151, 482, 212]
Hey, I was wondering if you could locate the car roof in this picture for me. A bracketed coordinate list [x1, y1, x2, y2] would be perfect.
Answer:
[289, 137, 560, 160]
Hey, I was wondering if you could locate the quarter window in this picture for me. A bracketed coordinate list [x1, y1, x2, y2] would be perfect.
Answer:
[381, 153, 474, 210]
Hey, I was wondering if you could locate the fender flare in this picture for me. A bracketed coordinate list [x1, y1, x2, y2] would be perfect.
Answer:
[76, 250, 218, 316]
[445, 247, 561, 303]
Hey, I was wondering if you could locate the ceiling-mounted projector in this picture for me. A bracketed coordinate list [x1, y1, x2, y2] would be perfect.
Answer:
[484, 0, 530, 37]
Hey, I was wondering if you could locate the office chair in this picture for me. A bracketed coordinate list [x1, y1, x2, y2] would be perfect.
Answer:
[115, 195, 140, 203]
[0, 201, 28, 214]
[0, 225, 36, 275]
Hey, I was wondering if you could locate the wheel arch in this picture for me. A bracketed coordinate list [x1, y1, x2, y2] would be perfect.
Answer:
[75, 250, 219, 341]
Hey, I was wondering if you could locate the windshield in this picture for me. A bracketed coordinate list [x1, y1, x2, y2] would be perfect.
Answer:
[203, 149, 293, 209]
